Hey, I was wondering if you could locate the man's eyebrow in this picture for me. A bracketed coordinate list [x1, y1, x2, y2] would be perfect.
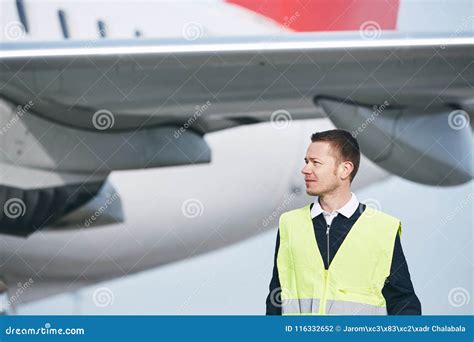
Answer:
[305, 157, 322, 162]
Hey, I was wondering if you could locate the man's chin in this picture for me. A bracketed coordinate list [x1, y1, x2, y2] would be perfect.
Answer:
[306, 188, 320, 196]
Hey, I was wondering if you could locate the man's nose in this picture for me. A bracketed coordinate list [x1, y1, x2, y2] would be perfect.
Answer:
[301, 164, 311, 175]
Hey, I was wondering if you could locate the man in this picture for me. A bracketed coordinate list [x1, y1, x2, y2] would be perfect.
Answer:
[266, 129, 421, 315]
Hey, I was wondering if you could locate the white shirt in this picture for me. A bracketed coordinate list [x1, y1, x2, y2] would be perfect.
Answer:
[310, 192, 359, 226]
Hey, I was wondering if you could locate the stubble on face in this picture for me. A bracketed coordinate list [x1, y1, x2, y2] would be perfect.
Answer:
[304, 142, 341, 197]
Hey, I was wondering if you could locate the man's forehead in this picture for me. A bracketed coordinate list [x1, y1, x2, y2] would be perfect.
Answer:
[306, 141, 337, 159]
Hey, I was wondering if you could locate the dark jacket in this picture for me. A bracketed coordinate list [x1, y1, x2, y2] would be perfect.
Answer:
[266, 202, 422, 315]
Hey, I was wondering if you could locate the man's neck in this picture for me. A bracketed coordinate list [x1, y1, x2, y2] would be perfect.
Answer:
[318, 188, 352, 213]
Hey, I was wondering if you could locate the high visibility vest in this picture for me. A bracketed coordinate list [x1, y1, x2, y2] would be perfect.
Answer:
[277, 203, 401, 315]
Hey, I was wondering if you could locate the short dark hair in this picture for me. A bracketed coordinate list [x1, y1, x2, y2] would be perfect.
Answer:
[310, 129, 360, 182]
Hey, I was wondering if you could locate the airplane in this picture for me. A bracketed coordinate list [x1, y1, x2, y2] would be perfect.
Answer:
[0, 0, 472, 312]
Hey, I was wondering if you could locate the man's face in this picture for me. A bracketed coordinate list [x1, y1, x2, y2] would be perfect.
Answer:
[301, 141, 341, 196]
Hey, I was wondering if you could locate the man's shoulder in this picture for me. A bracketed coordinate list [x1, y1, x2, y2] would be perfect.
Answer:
[361, 205, 401, 229]
[279, 203, 311, 221]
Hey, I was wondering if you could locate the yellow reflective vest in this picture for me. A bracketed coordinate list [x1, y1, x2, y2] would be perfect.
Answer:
[277, 203, 401, 315]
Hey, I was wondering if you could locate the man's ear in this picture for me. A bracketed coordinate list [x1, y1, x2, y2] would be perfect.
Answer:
[341, 161, 354, 181]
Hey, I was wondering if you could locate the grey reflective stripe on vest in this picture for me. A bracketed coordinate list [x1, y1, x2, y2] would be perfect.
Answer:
[326, 300, 387, 315]
[282, 298, 320, 314]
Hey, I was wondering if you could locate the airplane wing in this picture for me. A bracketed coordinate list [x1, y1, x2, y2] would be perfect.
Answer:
[1, 32, 473, 135]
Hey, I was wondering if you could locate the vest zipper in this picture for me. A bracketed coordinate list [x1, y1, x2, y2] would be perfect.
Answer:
[326, 223, 331, 268]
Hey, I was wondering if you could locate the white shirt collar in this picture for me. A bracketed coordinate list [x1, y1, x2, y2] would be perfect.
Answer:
[310, 192, 359, 219]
